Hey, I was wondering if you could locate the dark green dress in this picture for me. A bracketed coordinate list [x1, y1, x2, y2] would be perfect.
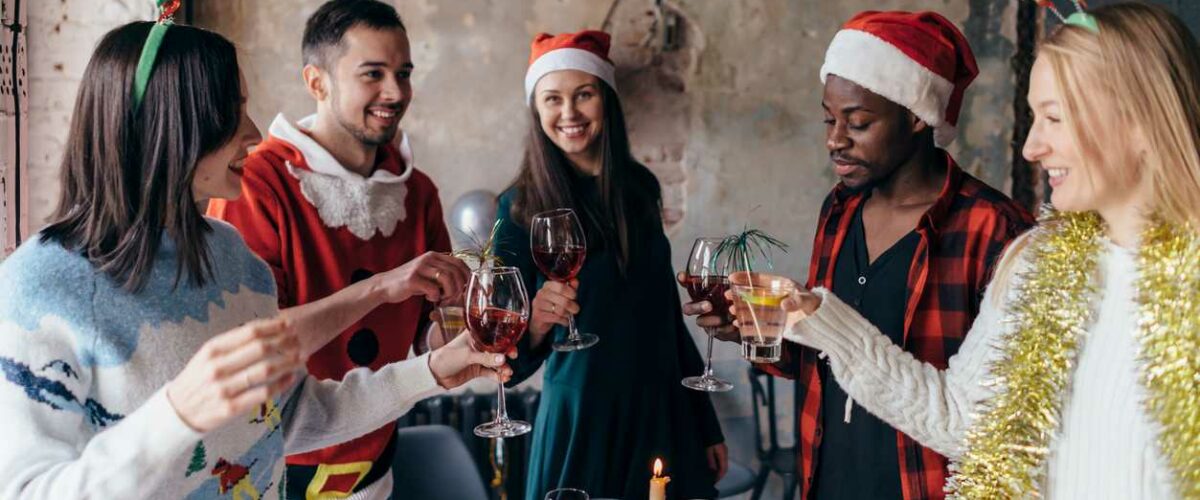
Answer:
[495, 181, 725, 500]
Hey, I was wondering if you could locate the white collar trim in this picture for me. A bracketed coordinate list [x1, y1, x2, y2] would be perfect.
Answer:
[269, 113, 415, 240]
[268, 113, 414, 183]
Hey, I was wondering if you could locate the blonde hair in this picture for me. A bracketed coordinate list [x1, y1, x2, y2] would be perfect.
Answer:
[1039, 2, 1200, 227]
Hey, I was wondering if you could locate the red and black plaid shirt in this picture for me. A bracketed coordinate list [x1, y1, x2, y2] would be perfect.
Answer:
[761, 153, 1035, 500]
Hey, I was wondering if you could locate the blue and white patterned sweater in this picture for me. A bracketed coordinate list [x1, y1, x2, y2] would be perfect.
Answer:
[0, 219, 440, 499]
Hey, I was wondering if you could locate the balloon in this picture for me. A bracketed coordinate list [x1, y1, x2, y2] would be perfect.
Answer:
[447, 189, 499, 249]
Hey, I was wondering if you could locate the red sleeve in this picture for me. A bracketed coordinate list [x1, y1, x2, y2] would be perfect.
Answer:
[977, 202, 1036, 302]
[206, 162, 293, 307]
[412, 183, 453, 355]
[424, 186, 453, 254]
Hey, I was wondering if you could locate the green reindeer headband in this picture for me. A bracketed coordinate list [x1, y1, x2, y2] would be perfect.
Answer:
[133, 0, 181, 111]
[1038, 0, 1099, 33]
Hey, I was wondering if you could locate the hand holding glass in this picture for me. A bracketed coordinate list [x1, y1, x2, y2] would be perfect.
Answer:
[729, 271, 795, 363]
[679, 238, 735, 392]
[429, 304, 465, 349]
[466, 266, 532, 438]
[531, 208, 598, 351]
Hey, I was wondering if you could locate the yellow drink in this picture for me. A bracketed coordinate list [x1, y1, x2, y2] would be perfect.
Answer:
[437, 306, 466, 336]
[731, 277, 794, 363]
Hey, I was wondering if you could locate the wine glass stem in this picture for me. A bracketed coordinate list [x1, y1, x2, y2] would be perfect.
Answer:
[702, 327, 716, 378]
[495, 381, 509, 424]
[567, 312, 580, 341]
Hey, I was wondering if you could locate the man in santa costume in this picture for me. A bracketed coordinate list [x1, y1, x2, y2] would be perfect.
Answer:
[208, 1, 462, 498]
[685, 11, 1034, 499]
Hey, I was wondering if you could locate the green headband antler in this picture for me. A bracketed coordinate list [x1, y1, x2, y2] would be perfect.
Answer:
[133, 0, 181, 111]
[1037, 0, 1099, 33]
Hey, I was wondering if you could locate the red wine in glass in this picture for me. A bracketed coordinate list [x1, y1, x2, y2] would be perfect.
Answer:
[531, 208, 598, 352]
[685, 276, 732, 323]
[532, 245, 586, 281]
[466, 266, 532, 438]
[680, 237, 735, 392]
[468, 307, 528, 354]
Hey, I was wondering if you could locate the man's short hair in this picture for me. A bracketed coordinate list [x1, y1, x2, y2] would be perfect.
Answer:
[302, 0, 406, 69]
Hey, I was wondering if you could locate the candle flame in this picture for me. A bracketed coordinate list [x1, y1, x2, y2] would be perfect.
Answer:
[653, 458, 663, 477]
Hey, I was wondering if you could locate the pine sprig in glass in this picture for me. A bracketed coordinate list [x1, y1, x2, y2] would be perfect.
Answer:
[714, 226, 789, 275]
[718, 226, 792, 363]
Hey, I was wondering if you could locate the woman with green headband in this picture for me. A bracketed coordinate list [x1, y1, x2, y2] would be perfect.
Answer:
[734, 3, 1200, 498]
[0, 20, 511, 499]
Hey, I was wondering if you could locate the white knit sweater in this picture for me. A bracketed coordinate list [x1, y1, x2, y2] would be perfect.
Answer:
[791, 236, 1177, 499]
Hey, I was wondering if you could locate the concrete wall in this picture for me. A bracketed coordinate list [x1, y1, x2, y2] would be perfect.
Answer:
[21, 0, 1019, 496]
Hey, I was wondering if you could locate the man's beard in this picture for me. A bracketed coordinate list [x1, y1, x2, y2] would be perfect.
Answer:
[330, 84, 400, 146]
[831, 153, 879, 194]
[336, 113, 397, 146]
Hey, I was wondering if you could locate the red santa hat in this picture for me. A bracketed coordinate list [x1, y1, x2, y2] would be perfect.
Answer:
[820, 11, 979, 147]
[524, 30, 616, 105]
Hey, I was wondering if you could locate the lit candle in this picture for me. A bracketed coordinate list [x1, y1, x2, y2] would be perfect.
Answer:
[649, 458, 670, 500]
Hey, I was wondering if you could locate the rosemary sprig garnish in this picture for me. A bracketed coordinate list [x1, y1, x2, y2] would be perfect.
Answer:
[451, 219, 507, 268]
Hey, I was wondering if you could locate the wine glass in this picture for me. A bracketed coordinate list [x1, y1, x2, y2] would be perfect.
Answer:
[531, 208, 598, 351]
[544, 488, 590, 500]
[435, 304, 465, 336]
[680, 238, 735, 392]
[466, 266, 532, 438]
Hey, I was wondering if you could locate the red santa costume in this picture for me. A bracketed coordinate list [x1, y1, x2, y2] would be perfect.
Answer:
[207, 113, 452, 500]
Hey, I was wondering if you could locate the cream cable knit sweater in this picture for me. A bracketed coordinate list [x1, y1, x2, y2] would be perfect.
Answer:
[789, 237, 1176, 499]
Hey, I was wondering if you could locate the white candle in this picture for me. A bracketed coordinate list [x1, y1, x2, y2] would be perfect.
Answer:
[649, 458, 670, 500]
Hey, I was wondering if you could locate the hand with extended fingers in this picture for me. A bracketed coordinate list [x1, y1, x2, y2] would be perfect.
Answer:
[166, 316, 518, 433]
[373, 251, 472, 304]
[167, 318, 302, 433]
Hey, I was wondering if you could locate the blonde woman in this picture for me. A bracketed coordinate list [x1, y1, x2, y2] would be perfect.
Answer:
[742, 3, 1200, 498]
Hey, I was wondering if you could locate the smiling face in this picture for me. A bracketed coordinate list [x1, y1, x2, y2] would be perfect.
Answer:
[533, 70, 605, 169]
[822, 74, 925, 191]
[1022, 56, 1139, 213]
[192, 76, 262, 202]
[314, 25, 412, 147]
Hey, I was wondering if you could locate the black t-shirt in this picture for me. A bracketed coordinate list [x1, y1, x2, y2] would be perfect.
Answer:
[813, 201, 919, 500]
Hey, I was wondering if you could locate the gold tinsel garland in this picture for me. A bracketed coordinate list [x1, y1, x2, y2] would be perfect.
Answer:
[946, 210, 1103, 498]
[1137, 218, 1200, 499]
[946, 211, 1200, 498]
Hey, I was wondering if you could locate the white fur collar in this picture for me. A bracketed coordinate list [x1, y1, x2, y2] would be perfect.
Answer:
[269, 114, 415, 241]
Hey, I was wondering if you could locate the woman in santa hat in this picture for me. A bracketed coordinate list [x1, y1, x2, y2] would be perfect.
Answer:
[492, 30, 727, 500]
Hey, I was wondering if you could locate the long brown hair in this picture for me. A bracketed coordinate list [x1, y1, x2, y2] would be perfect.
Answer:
[508, 82, 661, 273]
[41, 22, 243, 292]
[1040, 2, 1200, 227]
